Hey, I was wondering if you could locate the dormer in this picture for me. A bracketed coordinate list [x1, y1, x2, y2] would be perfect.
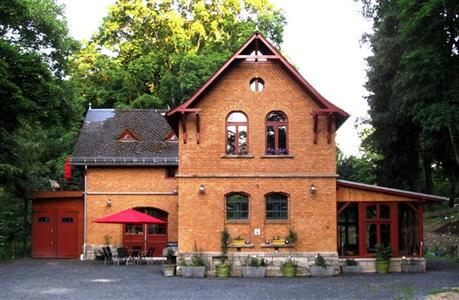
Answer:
[118, 128, 139, 142]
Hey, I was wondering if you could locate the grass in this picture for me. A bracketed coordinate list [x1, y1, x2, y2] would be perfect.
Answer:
[394, 285, 415, 300]
[428, 287, 459, 296]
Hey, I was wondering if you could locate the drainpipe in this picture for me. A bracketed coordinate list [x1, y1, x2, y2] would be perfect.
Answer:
[83, 164, 88, 260]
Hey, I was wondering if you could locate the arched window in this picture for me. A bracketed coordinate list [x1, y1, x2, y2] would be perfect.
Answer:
[266, 111, 288, 155]
[266, 193, 288, 220]
[226, 193, 249, 220]
[226, 112, 248, 155]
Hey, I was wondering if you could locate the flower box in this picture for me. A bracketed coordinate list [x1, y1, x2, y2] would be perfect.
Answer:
[310, 265, 334, 277]
[401, 264, 424, 273]
[272, 239, 286, 245]
[242, 267, 266, 278]
[341, 265, 363, 274]
[232, 239, 245, 246]
[181, 266, 206, 278]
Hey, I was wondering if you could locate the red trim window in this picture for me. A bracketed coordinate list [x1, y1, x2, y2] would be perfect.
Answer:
[266, 111, 288, 155]
[226, 111, 248, 155]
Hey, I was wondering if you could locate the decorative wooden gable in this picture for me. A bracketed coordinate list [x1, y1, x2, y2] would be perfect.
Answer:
[118, 128, 139, 141]
[167, 31, 349, 144]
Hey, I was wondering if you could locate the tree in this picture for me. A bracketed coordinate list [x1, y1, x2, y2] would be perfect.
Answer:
[337, 128, 381, 184]
[71, 0, 286, 109]
[358, 0, 458, 202]
[0, 0, 79, 257]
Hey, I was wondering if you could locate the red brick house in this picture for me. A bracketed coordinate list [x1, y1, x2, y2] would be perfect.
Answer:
[33, 32, 446, 275]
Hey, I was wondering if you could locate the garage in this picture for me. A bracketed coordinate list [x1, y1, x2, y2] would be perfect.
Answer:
[31, 191, 83, 258]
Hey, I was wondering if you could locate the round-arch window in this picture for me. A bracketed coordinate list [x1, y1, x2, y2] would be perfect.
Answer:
[250, 77, 264, 92]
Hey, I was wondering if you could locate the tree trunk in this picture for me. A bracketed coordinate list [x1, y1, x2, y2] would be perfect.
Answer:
[448, 122, 459, 169]
[422, 150, 433, 194]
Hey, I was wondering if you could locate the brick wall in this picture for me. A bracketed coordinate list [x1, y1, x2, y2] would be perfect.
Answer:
[86, 167, 178, 247]
[177, 60, 338, 254]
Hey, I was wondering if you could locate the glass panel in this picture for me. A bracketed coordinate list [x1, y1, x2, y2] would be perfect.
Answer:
[125, 224, 143, 235]
[267, 111, 287, 122]
[148, 224, 167, 235]
[227, 112, 247, 122]
[62, 217, 73, 223]
[226, 125, 236, 154]
[338, 204, 359, 256]
[399, 203, 419, 256]
[250, 78, 264, 92]
[238, 126, 248, 154]
[38, 217, 50, 223]
[347, 205, 357, 223]
[366, 205, 377, 220]
[227, 194, 249, 220]
[266, 194, 288, 220]
[278, 126, 287, 154]
[366, 224, 377, 253]
[380, 223, 391, 245]
[266, 126, 275, 154]
[380, 205, 390, 219]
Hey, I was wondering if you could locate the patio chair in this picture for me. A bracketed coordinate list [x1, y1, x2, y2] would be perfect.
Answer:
[131, 246, 142, 264]
[114, 247, 129, 266]
[142, 247, 155, 265]
[103, 247, 114, 266]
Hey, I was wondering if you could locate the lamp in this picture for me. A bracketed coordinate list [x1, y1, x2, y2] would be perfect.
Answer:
[106, 199, 112, 207]
[309, 184, 317, 194]
[199, 184, 205, 194]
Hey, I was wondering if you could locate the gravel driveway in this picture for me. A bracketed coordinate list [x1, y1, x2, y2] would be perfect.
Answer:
[0, 259, 458, 300]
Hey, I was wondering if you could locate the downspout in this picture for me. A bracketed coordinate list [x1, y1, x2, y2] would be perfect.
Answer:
[83, 164, 88, 260]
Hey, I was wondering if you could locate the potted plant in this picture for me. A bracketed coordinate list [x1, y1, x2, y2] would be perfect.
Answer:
[281, 257, 297, 277]
[401, 257, 424, 273]
[232, 235, 245, 246]
[215, 229, 231, 278]
[285, 228, 297, 245]
[180, 243, 206, 278]
[375, 243, 392, 274]
[241, 256, 266, 278]
[162, 248, 176, 276]
[341, 258, 362, 274]
[310, 253, 334, 277]
[272, 235, 286, 245]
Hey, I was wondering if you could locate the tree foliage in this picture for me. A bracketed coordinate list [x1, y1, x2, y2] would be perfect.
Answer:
[71, 0, 286, 109]
[359, 0, 459, 201]
[0, 0, 79, 257]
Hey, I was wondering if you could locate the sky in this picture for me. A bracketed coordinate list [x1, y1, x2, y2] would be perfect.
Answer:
[59, 0, 372, 156]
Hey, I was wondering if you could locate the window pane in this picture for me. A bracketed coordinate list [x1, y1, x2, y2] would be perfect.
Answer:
[238, 126, 248, 155]
[380, 223, 391, 246]
[338, 203, 359, 256]
[366, 205, 377, 219]
[278, 126, 287, 154]
[366, 224, 377, 253]
[380, 205, 390, 219]
[399, 203, 419, 256]
[266, 126, 275, 154]
[227, 112, 247, 122]
[226, 125, 236, 154]
[226, 194, 248, 220]
[126, 224, 143, 235]
[266, 194, 288, 220]
[148, 224, 167, 235]
[267, 111, 287, 122]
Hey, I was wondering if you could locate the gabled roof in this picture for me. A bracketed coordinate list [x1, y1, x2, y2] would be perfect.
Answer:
[71, 109, 178, 166]
[337, 180, 448, 202]
[167, 31, 349, 127]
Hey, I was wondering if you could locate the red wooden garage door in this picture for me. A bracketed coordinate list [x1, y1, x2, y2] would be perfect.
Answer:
[32, 209, 79, 258]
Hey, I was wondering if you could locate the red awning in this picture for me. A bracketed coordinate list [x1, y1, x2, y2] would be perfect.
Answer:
[94, 208, 166, 224]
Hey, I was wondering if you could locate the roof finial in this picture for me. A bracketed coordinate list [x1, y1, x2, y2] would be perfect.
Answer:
[88, 102, 92, 110]
[255, 20, 259, 33]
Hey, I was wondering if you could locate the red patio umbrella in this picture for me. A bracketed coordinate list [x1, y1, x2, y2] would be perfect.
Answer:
[94, 208, 166, 252]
